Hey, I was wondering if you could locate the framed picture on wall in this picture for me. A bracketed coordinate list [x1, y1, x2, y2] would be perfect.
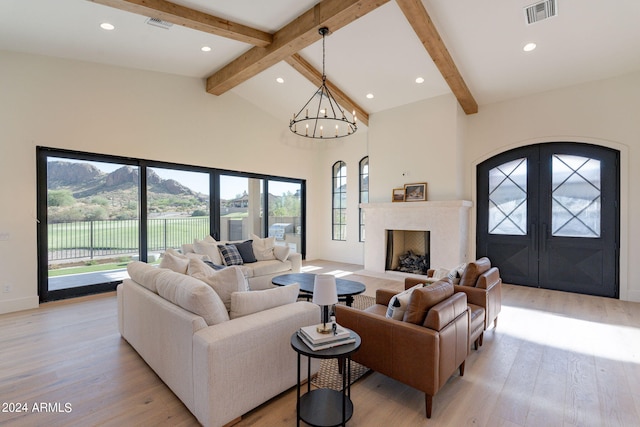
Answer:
[404, 183, 427, 202]
[392, 188, 405, 202]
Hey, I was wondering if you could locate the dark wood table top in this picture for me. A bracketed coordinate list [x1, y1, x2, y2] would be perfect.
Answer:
[272, 273, 366, 297]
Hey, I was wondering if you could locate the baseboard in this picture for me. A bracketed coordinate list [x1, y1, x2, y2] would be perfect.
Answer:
[0, 296, 39, 315]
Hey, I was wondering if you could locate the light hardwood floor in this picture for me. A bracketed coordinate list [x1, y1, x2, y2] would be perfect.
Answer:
[1, 260, 639, 426]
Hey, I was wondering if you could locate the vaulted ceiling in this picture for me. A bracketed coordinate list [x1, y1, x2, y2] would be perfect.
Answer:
[2, 0, 639, 129]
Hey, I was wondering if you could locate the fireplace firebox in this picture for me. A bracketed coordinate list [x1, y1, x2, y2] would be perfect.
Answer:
[385, 230, 430, 275]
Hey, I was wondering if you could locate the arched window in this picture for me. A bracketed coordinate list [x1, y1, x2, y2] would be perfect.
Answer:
[359, 156, 369, 242]
[332, 161, 347, 241]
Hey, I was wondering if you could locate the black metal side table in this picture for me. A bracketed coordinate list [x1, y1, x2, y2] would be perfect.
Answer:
[290, 331, 361, 427]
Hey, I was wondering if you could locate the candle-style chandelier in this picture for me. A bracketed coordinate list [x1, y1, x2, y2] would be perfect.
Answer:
[289, 27, 357, 139]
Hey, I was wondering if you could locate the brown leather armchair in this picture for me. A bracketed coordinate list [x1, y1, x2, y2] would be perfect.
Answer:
[410, 257, 502, 329]
[335, 279, 469, 418]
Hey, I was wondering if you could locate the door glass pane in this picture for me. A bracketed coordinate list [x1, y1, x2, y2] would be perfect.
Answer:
[47, 158, 139, 291]
[147, 168, 210, 253]
[220, 175, 263, 241]
[488, 158, 527, 235]
[268, 180, 301, 253]
[552, 155, 601, 237]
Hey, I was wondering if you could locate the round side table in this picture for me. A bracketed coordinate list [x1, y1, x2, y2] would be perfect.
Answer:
[291, 331, 361, 427]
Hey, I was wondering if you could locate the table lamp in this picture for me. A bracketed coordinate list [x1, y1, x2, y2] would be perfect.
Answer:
[312, 274, 338, 334]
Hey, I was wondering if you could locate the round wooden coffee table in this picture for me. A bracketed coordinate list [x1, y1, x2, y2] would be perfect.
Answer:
[272, 273, 366, 307]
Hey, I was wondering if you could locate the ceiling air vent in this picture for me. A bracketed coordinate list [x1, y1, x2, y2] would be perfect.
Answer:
[145, 17, 173, 30]
[524, 0, 557, 25]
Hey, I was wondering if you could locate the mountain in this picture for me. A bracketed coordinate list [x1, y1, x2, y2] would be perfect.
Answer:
[47, 161, 207, 222]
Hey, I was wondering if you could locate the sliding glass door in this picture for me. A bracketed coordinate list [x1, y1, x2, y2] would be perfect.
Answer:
[42, 156, 140, 300]
[38, 148, 306, 302]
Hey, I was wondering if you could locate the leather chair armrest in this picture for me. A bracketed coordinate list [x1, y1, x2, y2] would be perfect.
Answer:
[453, 285, 487, 307]
[376, 288, 397, 306]
[424, 292, 468, 330]
[476, 267, 500, 290]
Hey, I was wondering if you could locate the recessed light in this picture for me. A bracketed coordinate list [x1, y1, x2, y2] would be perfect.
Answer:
[366, 93, 374, 99]
[276, 77, 284, 84]
[415, 77, 425, 84]
[201, 46, 212, 52]
[523, 42, 537, 52]
[100, 22, 115, 31]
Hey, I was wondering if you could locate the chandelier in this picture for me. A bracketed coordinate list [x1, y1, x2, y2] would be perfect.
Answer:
[289, 27, 357, 139]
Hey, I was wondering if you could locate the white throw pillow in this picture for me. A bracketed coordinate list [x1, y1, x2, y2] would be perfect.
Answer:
[229, 284, 299, 319]
[159, 248, 189, 274]
[273, 245, 291, 262]
[386, 284, 423, 320]
[155, 270, 229, 326]
[194, 239, 223, 265]
[250, 233, 277, 261]
[188, 258, 248, 310]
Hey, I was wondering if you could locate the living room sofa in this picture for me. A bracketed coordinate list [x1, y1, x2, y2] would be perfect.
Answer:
[335, 279, 469, 418]
[118, 261, 320, 427]
[181, 234, 301, 290]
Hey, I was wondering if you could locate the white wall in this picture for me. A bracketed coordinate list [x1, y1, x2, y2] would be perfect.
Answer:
[0, 51, 319, 313]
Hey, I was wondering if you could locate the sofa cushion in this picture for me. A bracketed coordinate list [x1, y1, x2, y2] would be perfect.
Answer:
[155, 270, 229, 326]
[250, 233, 277, 261]
[403, 279, 454, 325]
[273, 245, 291, 261]
[188, 258, 248, 310]
[385, 284, 422, 320]
[159, 248, 190, 274]
[249, 259, 293, 277]
[229, 240, 257, 263]
[459, 257, 491, 287]
[194, 238, 223, 265]
[218, 244, 244, 266]
[127, 261, 171, 294]
[229, 284, 300, 319]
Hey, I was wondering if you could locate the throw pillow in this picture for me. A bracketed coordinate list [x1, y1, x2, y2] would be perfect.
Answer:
[385, 284, 423, 320]
[194, 239, 223, 265]
[229, 284, 299, 319]
[403, 279, 454, 325]
[203, 260, 226, 271]
[127, 261, 171, 294]
[155, 269, 229, 326]
[250, 233, 277, 261]
[273, 244, 291, 261]
[230, 240, 257, 263]
[218, 244, 244, 266]
[159, 248, 189, 274]
[188, 259, 248, 310]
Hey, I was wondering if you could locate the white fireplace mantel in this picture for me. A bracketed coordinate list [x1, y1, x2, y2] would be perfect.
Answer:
[361, 200, 472, 274]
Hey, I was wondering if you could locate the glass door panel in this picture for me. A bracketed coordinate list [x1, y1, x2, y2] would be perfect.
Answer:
[146, 167, 210, 256]
[219, 175, 263, 241]
[267, 180, 302, 253]
[46, 157, 139, 295]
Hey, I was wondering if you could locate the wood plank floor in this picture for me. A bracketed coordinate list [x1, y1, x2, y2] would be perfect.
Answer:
[1, 260, 639, 426]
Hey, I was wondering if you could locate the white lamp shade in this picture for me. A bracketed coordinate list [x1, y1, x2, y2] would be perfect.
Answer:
[312, 274, 338, 305]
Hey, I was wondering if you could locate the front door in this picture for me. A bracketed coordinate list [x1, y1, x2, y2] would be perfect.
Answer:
[477, 142, 619, 298]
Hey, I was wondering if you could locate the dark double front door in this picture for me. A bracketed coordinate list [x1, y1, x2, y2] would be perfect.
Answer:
[477, 143, 619, 298]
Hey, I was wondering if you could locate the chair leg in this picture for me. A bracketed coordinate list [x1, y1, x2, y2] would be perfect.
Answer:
[478, 332, 484, 347]
[459, 360, 465, 376]
[494, 317, 498, 329]
[425, 394, 432, 418]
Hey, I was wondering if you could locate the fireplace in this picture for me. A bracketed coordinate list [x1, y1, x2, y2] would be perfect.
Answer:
[386, 230, 430, 275]
[361, 200, 472, 276]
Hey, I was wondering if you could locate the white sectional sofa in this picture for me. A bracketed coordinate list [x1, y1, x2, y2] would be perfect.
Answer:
[118, 261, 320, 427]
[181, 234, 301, 290]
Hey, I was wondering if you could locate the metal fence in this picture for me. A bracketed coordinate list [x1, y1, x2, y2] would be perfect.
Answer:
[48, 217, 209, 261]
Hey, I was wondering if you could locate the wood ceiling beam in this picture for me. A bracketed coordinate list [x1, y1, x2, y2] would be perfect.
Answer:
[206, 0, 390, 96]
[89, 0, 273, 47]
[285, 54, 369, 126]
[395, 0, 478, 114]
